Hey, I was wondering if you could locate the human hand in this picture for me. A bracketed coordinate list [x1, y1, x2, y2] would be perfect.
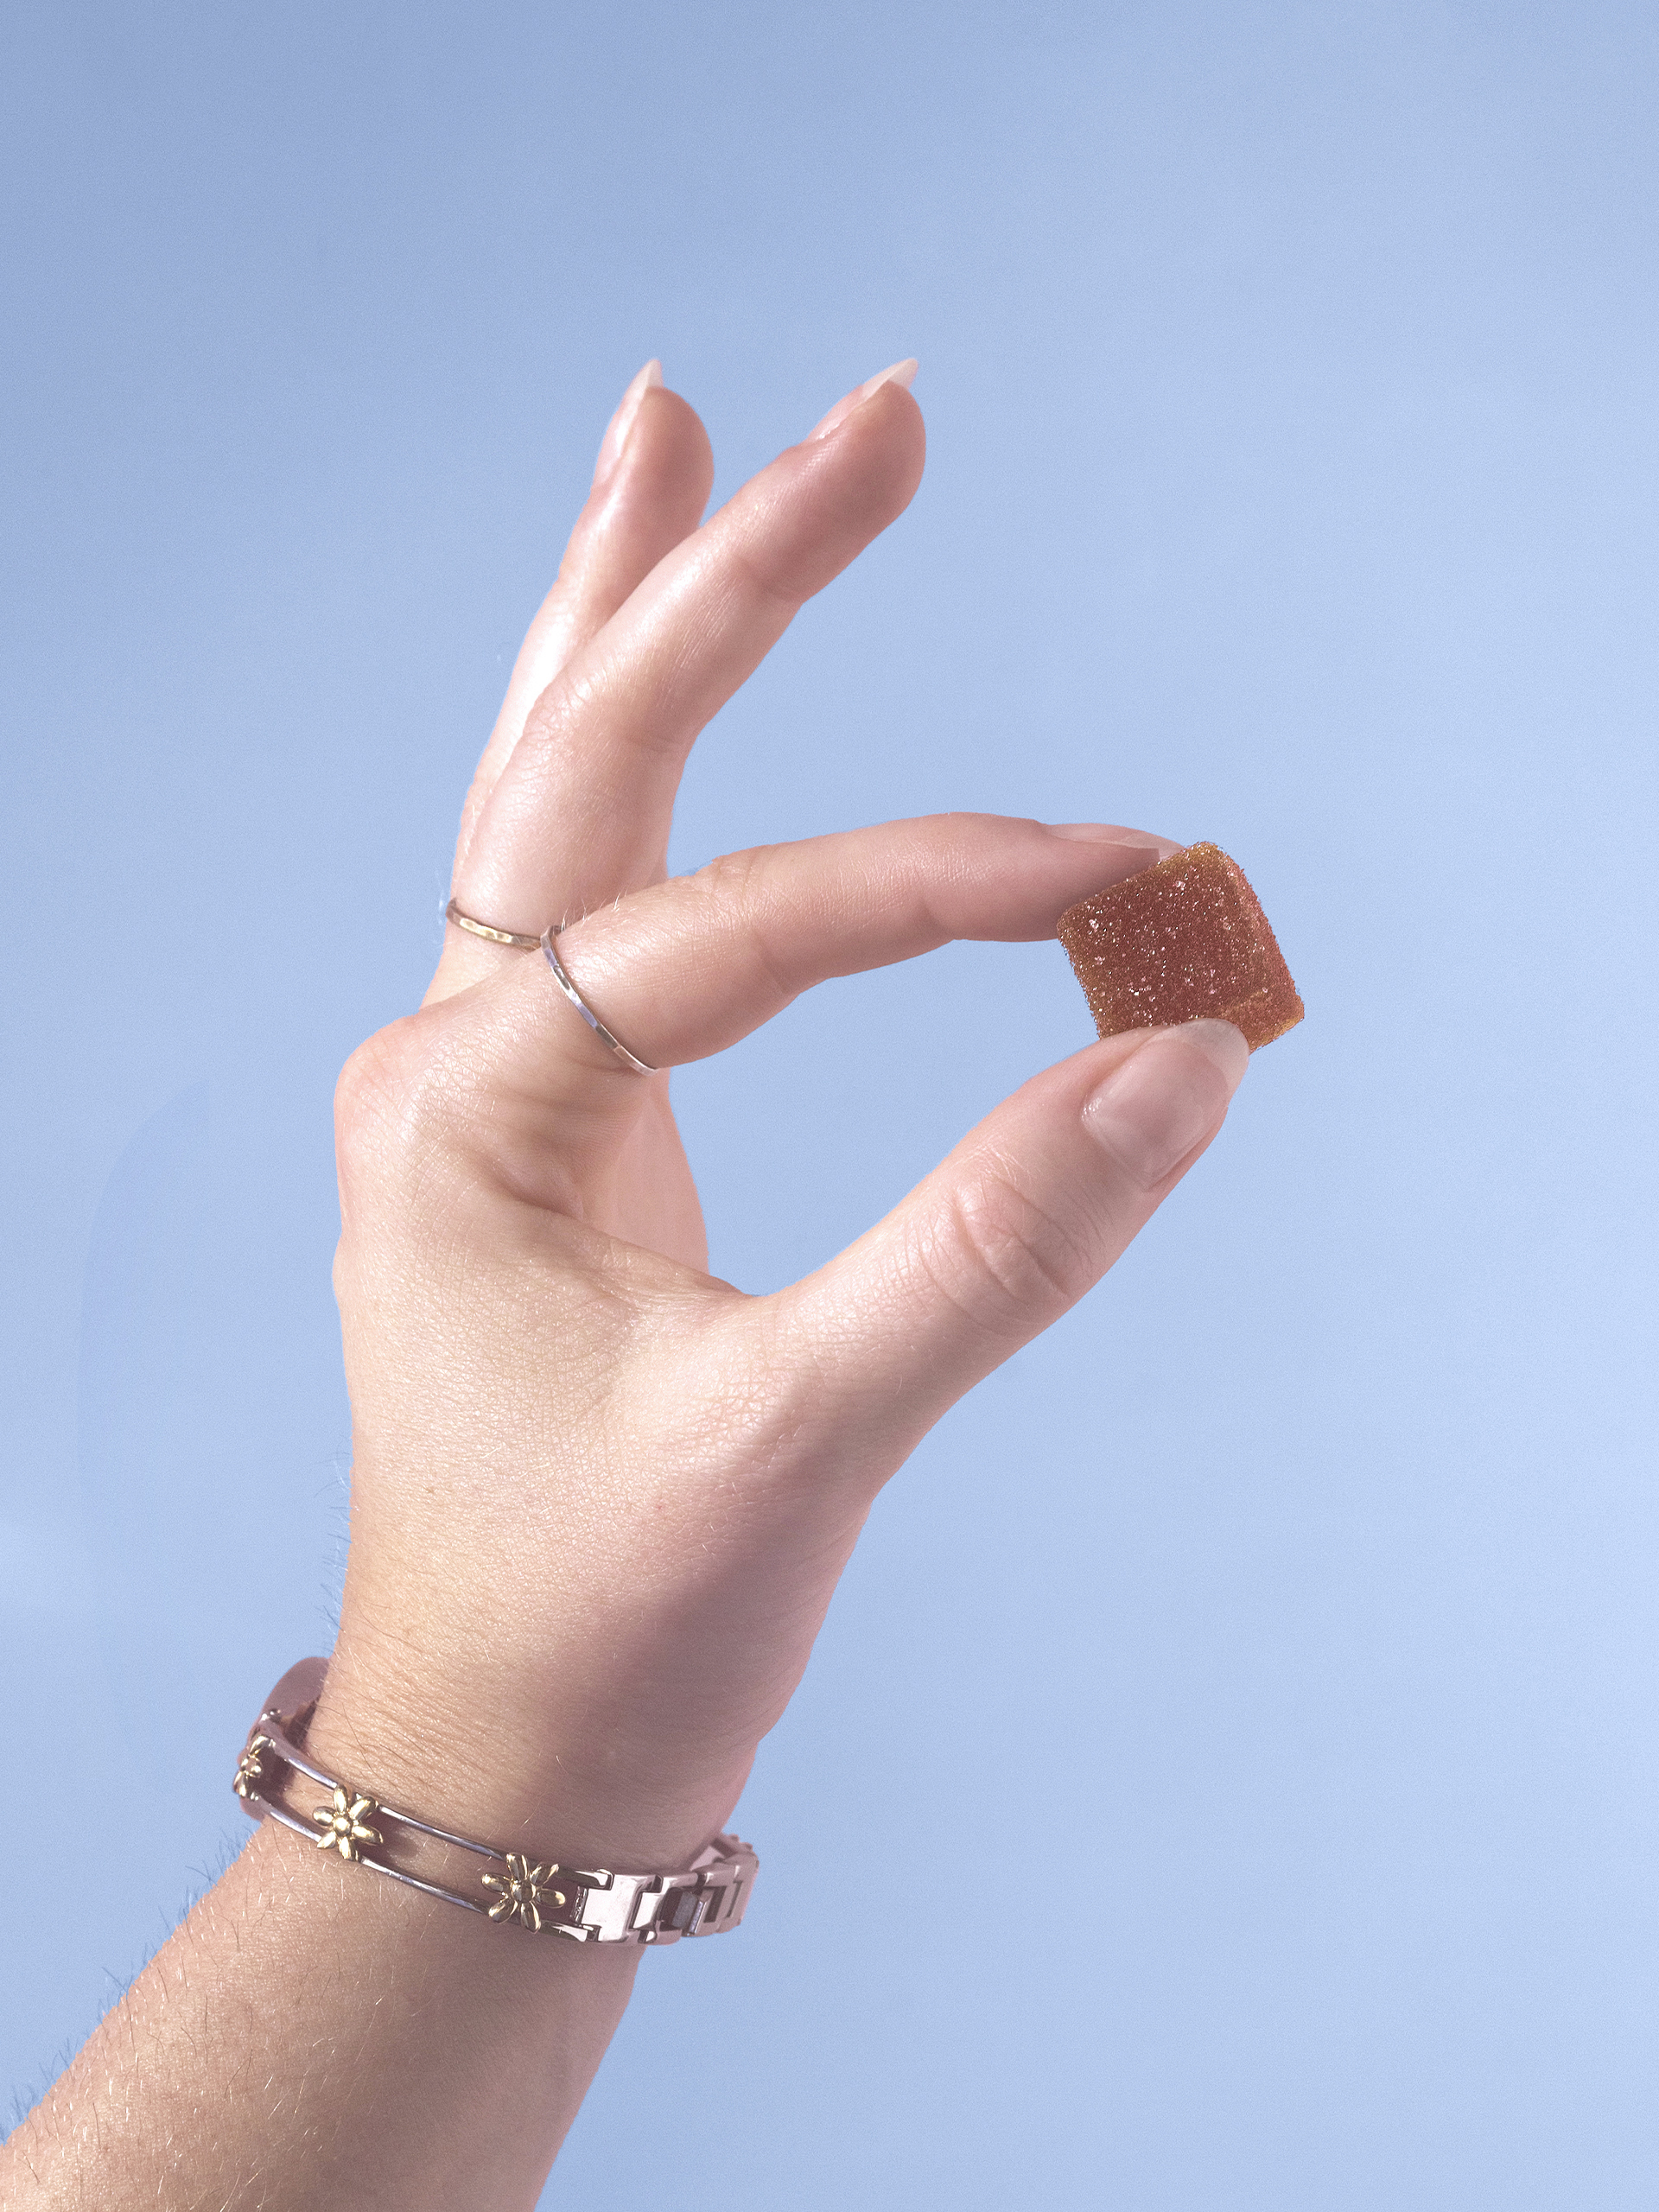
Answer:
[1, 359, 1258, 2212]
[308, 359, 1251, 1878]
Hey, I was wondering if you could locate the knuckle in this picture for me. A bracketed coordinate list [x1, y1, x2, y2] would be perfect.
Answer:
[691, 843, 772, 906]
[334, 1015, 448, 1198]
[685, 846, 802, 1005]
[927, 1167, 1102, 1337]
[724, 536, 810, 623]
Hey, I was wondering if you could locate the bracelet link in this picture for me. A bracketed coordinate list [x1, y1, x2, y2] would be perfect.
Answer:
[569, 1870, 648, 1943]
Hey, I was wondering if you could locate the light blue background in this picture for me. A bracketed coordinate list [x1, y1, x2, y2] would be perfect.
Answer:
[3, 3, 1656, 2204]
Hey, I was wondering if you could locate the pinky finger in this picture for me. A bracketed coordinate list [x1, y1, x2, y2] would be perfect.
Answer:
[768, 1020, 1250, 1470]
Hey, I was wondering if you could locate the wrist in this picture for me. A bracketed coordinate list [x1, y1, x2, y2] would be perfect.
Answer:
[305, 1605, 754, 1877]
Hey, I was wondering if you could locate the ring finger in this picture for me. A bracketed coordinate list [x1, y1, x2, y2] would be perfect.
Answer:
[430, 365, 715, 1002]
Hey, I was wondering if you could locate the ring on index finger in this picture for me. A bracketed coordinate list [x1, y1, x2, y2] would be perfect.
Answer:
[446, 895, 657, 1074]
[447, 894, 658, 1074]
[541, 928, 658, 1077]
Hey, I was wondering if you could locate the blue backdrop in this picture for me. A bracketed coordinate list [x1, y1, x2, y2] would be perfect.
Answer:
[3, 3, 1656, 2204]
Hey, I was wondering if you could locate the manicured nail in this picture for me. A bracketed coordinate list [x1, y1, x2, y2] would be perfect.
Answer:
[1081, 1020, 1249, 1190]
[808, 358, 919, 441]
[593, 358, 663, 487]
[1045, 823, 1183, 862]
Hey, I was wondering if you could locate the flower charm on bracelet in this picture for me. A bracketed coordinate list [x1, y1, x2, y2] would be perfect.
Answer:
[312, 1785, 384, 1861]
[481, 1854, 566, 1931]
[232, 1734, 271, 1801]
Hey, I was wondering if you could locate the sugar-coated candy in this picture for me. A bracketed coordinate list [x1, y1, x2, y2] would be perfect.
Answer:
[1057, 842, 1303, 1052]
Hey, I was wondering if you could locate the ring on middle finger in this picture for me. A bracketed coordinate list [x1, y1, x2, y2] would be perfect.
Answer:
[444, 897, 542, 951]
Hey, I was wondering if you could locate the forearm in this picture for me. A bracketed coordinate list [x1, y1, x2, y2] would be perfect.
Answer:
[3, 1534, 772, 2212]
[2, 1448, 771, 2211]
[3, 1799, 639, 2211]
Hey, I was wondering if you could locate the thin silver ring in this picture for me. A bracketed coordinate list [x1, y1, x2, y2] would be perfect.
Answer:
[444, 898, 541, 950]
[541, 927, 658, 1077]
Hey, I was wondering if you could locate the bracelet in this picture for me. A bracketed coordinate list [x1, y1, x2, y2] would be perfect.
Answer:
[234, 1657, 758, 1947]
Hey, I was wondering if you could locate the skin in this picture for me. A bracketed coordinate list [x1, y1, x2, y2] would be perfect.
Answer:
[2, 359, 1251, 2209]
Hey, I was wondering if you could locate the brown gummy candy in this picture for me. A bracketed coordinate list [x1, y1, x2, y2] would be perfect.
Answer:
[1056, 842, 1304, 1052]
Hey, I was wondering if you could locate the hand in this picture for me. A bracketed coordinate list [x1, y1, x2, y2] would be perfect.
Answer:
[4, 358, 1256, 2212]
[308, 356, 1251, 1875]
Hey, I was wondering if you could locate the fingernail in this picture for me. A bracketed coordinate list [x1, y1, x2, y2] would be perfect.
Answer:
[808, 357, 919, 441]
[1045, 823, 1184, 863]
[593, 358, 663, 487]
[1081, 1020, 1249, 1190]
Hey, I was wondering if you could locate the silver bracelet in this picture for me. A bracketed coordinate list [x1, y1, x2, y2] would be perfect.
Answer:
[234, 1657, 757, 1946]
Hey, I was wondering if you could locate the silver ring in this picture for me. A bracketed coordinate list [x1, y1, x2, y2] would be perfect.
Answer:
[444, 898, 541, 950]
[541, 928, 658, 1077]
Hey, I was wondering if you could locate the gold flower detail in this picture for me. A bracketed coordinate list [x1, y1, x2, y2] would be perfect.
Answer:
[481, 1854, 566, 1931]
[312, 1785, 383, 1861]
[232, 1734, 271, 1800]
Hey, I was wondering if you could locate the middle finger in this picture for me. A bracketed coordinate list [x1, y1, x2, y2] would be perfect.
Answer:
[452, 365, 925, 936]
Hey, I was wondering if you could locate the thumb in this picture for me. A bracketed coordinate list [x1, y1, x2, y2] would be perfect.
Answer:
[772, 1020, 1250, 1467]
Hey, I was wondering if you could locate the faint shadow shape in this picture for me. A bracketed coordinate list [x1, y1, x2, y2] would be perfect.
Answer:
[77, 1081, 222, 1822]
